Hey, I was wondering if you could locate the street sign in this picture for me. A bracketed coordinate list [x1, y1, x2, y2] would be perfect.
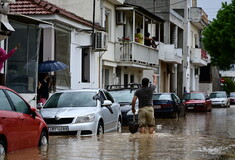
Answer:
[221, 78, 225, 83]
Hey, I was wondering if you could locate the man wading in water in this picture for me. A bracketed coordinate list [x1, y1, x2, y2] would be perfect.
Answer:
[132, 74, 157, 134]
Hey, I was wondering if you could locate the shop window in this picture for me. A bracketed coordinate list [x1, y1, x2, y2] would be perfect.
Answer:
[6, 22, 39, 93]
[55, 28, 71, 89]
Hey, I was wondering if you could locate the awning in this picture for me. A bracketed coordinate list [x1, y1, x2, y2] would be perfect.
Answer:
[1, 21, 14, 31]
[8, 13, 53, 25]
[0, 14, 14, 32]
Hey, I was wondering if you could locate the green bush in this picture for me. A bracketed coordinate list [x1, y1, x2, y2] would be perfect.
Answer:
[223, 78, 235, 95]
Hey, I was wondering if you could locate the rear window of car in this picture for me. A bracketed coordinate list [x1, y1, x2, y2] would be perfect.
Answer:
[109, 89, 135, 103]
[153, 94, 171, 101]
[183, 93, 205, 100]
[44, 91, 97, 108]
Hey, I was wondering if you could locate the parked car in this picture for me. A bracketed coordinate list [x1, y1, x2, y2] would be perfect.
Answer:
[229, 92, 235, 104]
[152, 93, 186, 118]
[209, 91, 230, 107]
[182, 92, 212, 112]
[0, 85, 48, 155]
[39, 89, 122, 136]
[107, 84, 140, 125]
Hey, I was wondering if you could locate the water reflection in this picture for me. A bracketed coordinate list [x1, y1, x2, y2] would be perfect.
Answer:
[3, 107, 235, 160]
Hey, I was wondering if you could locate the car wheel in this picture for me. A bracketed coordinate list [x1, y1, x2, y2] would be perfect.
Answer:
[0, 140, 6, 155]
[97, 121, 104, 135]
[38, 131, 48, 146]
[117, 119, 122, 133]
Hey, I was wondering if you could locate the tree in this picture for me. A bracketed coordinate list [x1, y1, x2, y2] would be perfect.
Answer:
[223, 78, 235, 95]
[202, 0, 235, 70]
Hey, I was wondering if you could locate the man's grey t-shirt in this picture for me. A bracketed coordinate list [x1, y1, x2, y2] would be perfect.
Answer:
[134, 85, 156, 108]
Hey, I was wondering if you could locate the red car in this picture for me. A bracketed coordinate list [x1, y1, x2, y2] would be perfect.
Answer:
[182, 92, 212, 112]
[229, 92, 235, 104]
[0, 85, 48, 155]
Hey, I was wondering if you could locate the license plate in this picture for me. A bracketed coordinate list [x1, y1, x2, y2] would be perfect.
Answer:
[154, 105, 161, 109]
[49, 126, 69, 132]
[188, 107, 194, 109]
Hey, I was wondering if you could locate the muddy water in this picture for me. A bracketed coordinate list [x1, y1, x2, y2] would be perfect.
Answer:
[2, 107, 235, 160]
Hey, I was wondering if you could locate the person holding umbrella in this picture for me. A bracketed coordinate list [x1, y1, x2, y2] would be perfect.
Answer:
[131, 74, 158, 134]
[37, 73, 52, 105]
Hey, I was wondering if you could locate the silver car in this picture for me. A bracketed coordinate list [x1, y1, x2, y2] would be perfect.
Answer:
[39, 89, 122, 136]
[209, 91, 230, 107]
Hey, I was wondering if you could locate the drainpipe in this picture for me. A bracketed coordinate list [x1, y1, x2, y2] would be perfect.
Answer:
[99, 51, 105, 88]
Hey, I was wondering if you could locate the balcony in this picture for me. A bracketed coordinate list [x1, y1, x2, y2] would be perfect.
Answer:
[115, 42, 159, 69]
[191, 48, 208, 66]
[189, 7, 209, 29]
[158, 43, 183, 64]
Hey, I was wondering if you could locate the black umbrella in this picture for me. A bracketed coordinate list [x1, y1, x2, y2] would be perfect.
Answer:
[38, 60, 68, 73]
[128, 113, 139, 134]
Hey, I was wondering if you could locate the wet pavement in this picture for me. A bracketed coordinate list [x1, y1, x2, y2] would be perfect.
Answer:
[2, 106, 235, 160]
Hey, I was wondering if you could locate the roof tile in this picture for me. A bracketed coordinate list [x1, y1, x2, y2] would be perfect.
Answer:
[10, 0, 103, 29]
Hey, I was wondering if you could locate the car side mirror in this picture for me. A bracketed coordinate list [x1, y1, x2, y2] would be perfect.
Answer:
[37, 103, 43, 110]
[102, 100, 112, 106]
[93, 94, 100, 100]
[102, 100, 113, 114]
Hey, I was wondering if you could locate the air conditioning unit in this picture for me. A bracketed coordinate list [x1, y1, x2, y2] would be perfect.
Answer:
[94, 31, 108, 51]
[116, 10, 126, 25]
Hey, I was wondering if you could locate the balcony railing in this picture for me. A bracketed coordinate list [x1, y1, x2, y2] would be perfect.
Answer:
[158, 43, 183, 64]
[191, 48, 208, 66]
[115, 41, 159, 68]
[190, 7, 209, 29]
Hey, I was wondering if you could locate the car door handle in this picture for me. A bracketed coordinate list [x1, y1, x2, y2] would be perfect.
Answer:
[1, 117, 6, 119]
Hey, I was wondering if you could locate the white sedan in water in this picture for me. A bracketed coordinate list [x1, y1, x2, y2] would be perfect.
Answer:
[209, 91, 230, 107]
[39, 89, 122, 136]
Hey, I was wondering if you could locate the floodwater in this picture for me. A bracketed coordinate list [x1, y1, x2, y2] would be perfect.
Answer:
[2, 106, 235, 160]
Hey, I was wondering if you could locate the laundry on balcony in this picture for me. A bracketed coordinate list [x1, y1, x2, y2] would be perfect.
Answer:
[201, 49, 208, 60]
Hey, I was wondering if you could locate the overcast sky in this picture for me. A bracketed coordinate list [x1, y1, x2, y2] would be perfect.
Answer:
[197, 0, 232, 20]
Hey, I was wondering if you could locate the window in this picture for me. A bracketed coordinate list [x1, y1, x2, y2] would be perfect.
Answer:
[103, 90, 114, 103]
[124, 74, 128, 88]
[6, 90, 30, 114]
[55, 28, 71, 88]
[82, 48, 90, 82]
[44, 92, 97, 108]
[105, 8, 111, 40]
[0, 90, 12, 111]
[130, 75, 134, 83]
[6, 21, 40, 93]
[104, 69, 109, 88]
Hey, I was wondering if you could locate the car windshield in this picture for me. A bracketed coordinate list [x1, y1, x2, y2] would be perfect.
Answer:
[210, 92, 227, 98]
[109, 89, 136, 103]
[153, 94, 171, 101]
[230, 93, 235, 97]
[43, 91, 97, 108]
[183, 93, 205, 100]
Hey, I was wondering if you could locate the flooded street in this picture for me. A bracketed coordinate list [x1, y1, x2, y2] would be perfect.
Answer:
[3, 106, 235, 160]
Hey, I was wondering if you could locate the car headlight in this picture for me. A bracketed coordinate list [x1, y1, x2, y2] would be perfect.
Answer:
[75, 113, 95, 123]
